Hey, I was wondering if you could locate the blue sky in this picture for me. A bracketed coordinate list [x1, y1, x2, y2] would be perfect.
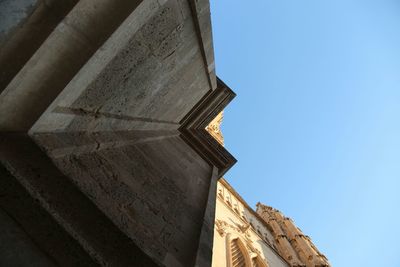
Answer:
[210, 1, 400, 266]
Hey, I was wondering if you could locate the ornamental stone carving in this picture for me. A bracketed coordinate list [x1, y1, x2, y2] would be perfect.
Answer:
[206, 111, 224, 145]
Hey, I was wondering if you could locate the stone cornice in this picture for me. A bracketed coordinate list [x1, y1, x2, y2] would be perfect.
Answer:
[179, 78, 237, 177]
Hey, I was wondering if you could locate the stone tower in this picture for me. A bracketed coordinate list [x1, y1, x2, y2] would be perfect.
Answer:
[256, 204, 330, 267]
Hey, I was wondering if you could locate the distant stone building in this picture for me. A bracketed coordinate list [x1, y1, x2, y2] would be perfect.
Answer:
[206, 116, 330, 267]
[211, 179, 330, 267]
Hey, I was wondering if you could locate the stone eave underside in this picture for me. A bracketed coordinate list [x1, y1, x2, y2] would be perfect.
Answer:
[0, 0, 236, 266]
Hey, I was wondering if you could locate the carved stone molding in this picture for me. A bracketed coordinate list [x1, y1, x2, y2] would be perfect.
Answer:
[179, 78, 237, 177]
[218, 220, 269, 267]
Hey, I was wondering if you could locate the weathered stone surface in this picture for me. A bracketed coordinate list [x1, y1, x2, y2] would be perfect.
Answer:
[257, 203, 330, 267]
[0, 0, 79, 93]
[0, 0, 145, 131]
[0, 164, 97, 267]
[0, 0, 38, 43]
[0, 0, 233, 266]
[0, 134, 158, 266]
[194, 167, 219, 267]
[0, 209, 56, 267]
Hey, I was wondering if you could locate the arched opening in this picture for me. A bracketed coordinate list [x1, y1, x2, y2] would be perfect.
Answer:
[226, 234, 252, 267]
[225, 233, 270, 267]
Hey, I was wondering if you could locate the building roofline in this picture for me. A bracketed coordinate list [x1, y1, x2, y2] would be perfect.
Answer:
[218, 177, 292, 266]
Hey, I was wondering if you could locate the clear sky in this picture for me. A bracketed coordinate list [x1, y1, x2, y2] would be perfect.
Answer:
[210, 1, 400, 266]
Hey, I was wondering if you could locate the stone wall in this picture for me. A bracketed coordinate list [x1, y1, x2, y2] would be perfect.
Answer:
[212, 179, 290, 267]
[0, 0, 235, 266]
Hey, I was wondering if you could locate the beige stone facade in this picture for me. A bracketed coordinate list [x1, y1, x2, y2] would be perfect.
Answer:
[212, 179, 289, 267]
[211, 179, 330, 267]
